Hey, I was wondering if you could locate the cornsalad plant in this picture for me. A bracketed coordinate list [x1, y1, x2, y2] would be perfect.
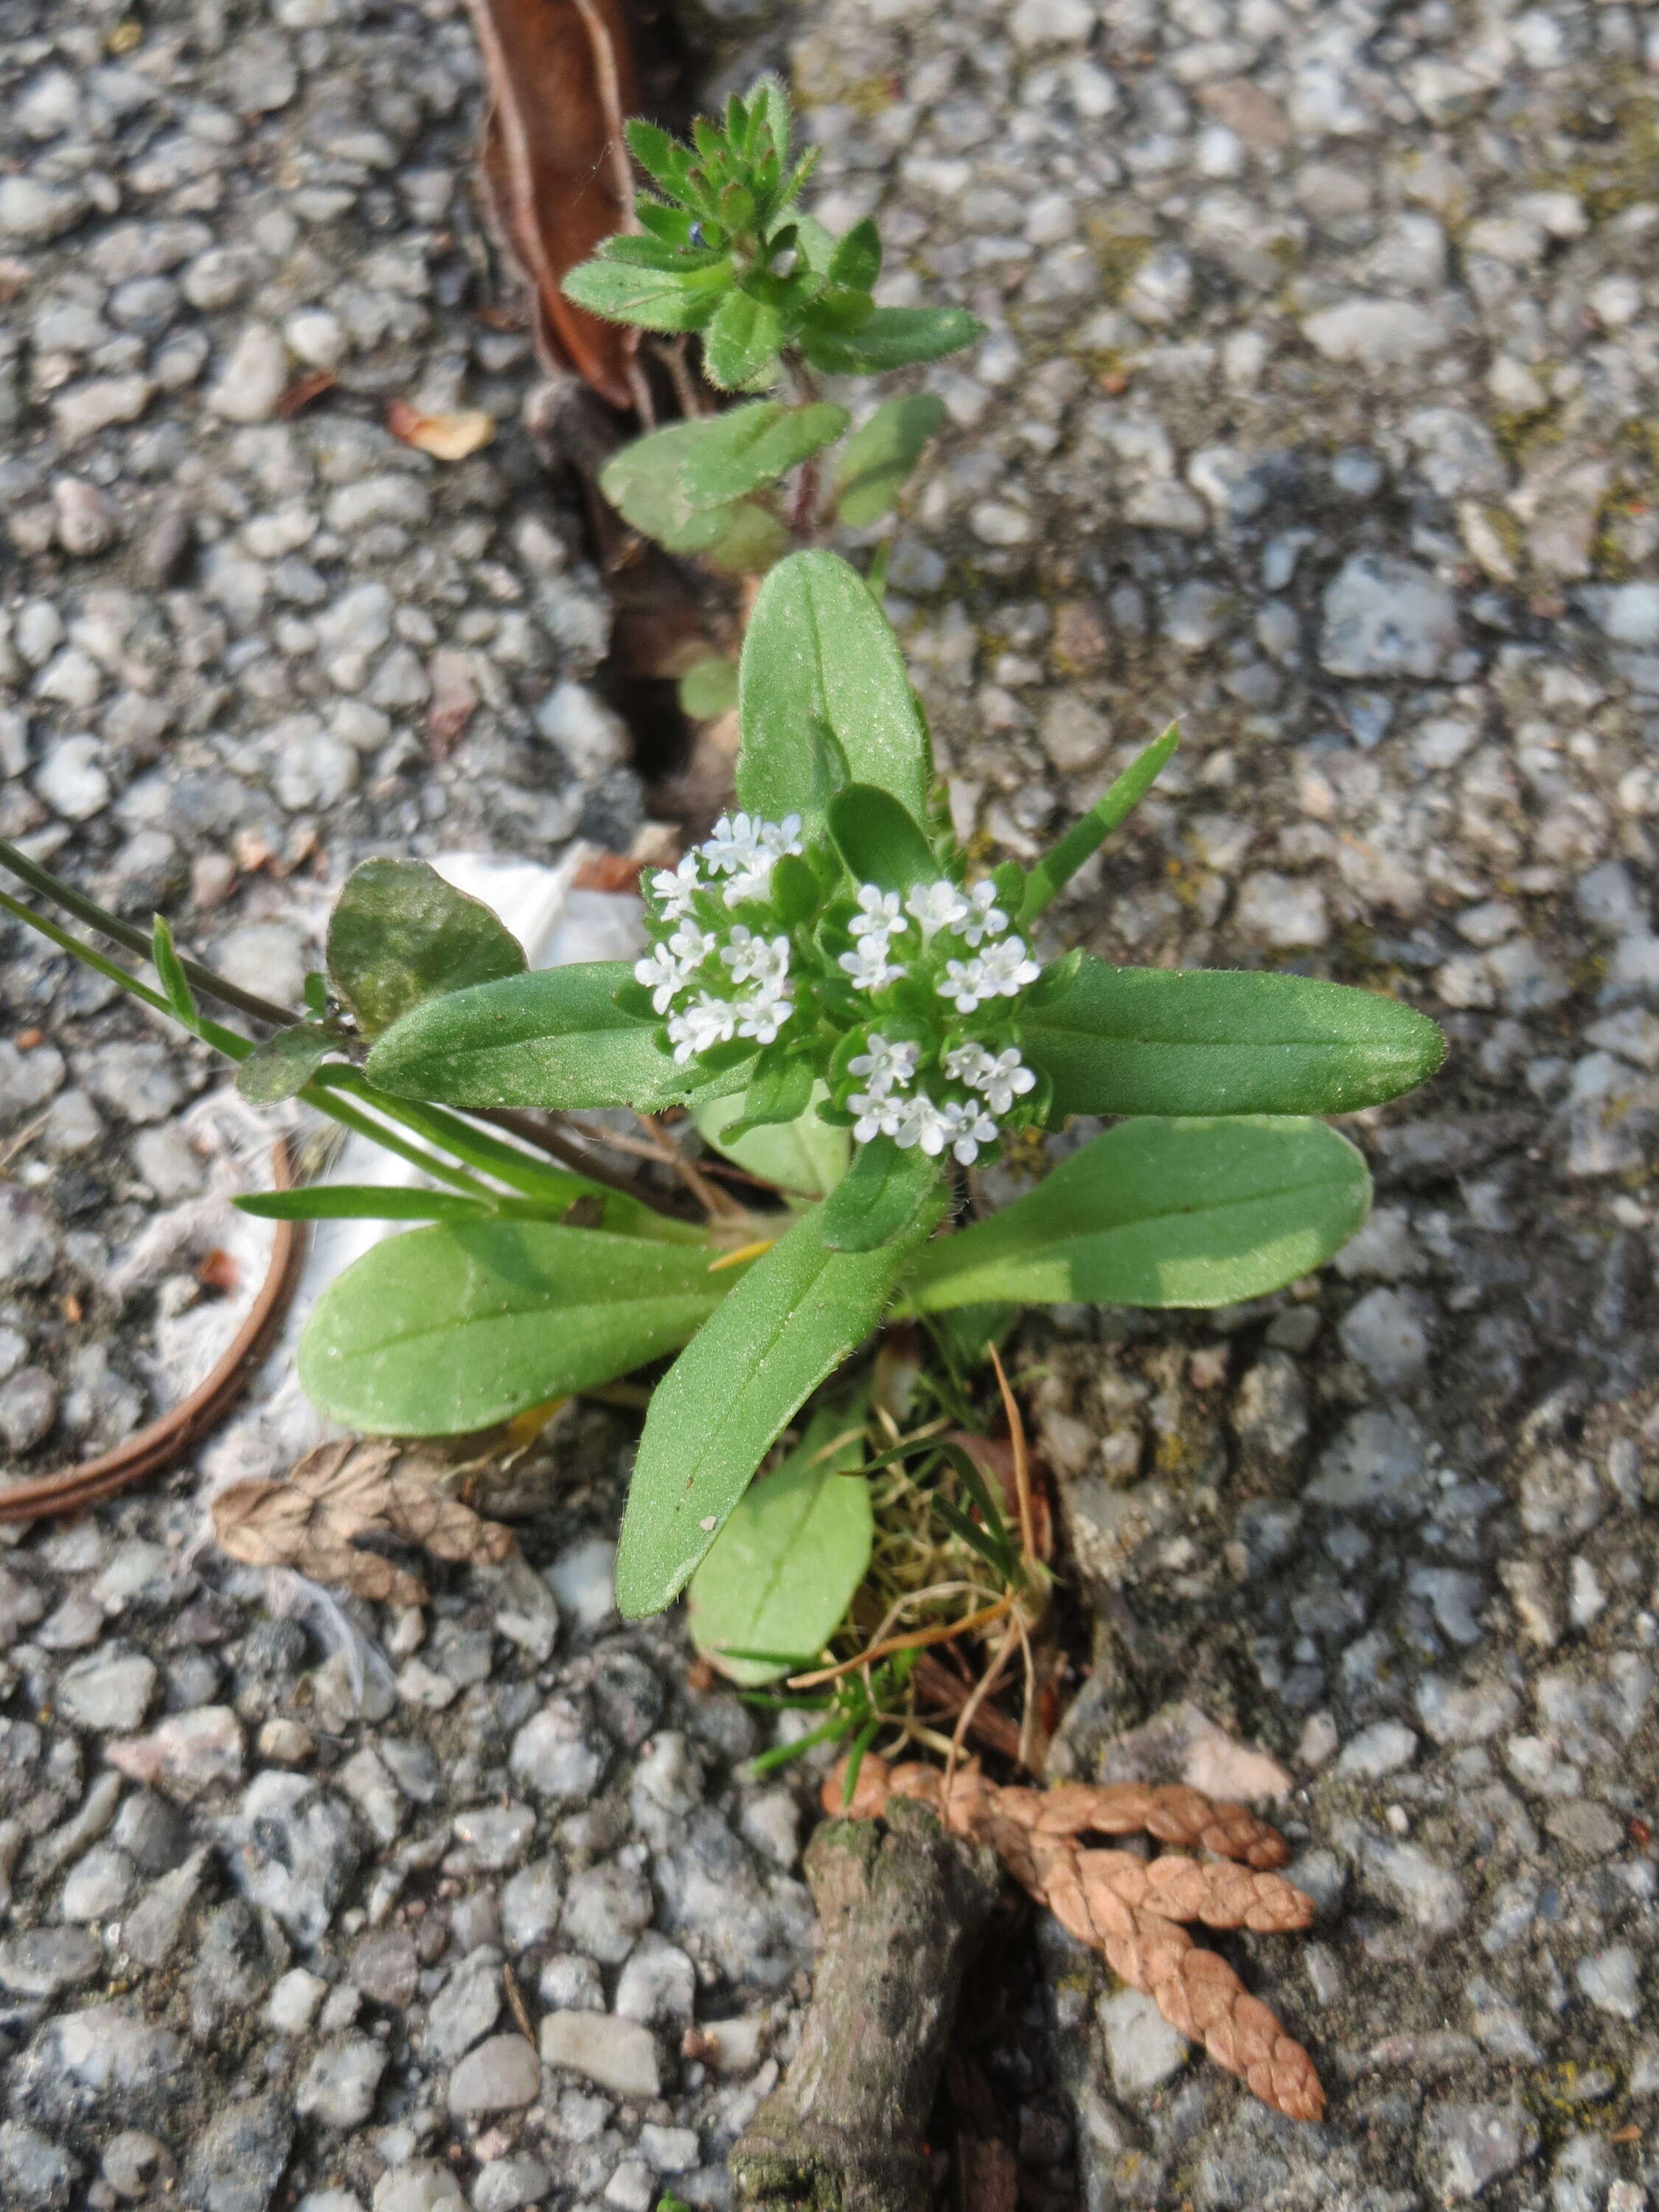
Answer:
[0, 81, 1447, 1641]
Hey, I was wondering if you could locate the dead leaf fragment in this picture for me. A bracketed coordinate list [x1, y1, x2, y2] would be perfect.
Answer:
[466, 0, 641, 410]
[386, 399, 496, 461]
[212, 1436, 515, 1607]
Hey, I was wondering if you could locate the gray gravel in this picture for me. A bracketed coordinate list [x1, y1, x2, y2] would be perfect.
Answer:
[4, 0, 1659, 2205]
[773, 0, 1659, 2202]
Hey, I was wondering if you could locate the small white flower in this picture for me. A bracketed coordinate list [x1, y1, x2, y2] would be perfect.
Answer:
[850, 884, 908, 940]
[945, 1042, 1036, 1116]
[667, 921, 717, 967]
[975, 935, 1043, 998]
[649, 853, 702, 921]
[849, 1089, 906, 1144]
[666, 991, 739, 1063]
[847, 1033, 920, 1099]
[635, 942, 689, 1015]
[939, 1096, 1000, 1165]
[958, 880, 1009, 947]
[699, 811, 766, 878]
[735, 988, 793, 1044]
[942, 956, 989, 1012]
[905, 880, 970, 943]
[720, 926, 790, 988]
[894, 1092, 953, 1156]
[839, 938, 907, 992]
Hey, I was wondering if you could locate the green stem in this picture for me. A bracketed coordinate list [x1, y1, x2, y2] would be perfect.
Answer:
[0, 838, 299, 1030]
[1020, 723, 1180, 923]
[1, 887, 504, 1206]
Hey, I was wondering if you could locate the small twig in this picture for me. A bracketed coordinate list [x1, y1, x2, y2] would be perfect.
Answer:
[635, 1113, 744, 1220]
[502, 1959, 537, 2045]
[788, 1593, 1012, 1691]
[0, 1142, 305, 1522]
[987, 1343, 1036, 1565]
[943, 1615, 1020, 1795]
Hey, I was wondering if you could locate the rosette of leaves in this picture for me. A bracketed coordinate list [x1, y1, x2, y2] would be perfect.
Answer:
[351, 546, 1446, 1621]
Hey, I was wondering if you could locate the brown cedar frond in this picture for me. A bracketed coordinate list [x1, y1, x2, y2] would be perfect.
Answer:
[828, 1754, 1325, 2124]
[212, 1437, 515, 1607]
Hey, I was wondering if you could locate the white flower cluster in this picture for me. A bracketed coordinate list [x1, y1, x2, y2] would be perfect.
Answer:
[638, 812, 803, 1062]
[653, 810, 804, 916]
[846, 1031, 1037, 1166]
[836, 879, 1040, 1010]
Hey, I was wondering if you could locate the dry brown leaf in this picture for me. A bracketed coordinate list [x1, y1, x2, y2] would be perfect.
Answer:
[212, 1436, 515, 1607]
[386, 399, 496, 461]
[466, 0, 641, 411]
[832, 1754, 1326, 2124]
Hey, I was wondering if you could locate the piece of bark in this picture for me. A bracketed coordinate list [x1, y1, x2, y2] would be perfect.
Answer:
[733, 1795, 1003, 2212]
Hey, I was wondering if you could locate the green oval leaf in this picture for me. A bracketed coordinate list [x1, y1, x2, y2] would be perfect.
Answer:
[687, 1401, 872, 1686]
[906, 1116, 1371, 1313]
[827, 784, 939, 895]
[327, 859, 526, 1042]
[1021, 958, 1447, 1120]
[834, 393, 945, 527]
[600, 401, 849, 546]
[235, 1022, 335, 1105]
[297, 1220, 733, 1435]
[366, 964, 697, 1113]
[737, 550, 931, 832]
[678, 657, 740, 720]
[616, 1196, 942, 1617]
[692, 1082, 849, 1198]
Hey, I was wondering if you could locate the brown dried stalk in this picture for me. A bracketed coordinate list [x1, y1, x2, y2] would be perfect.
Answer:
[212, 1436, 515, 1607]
[832, 1754, 1325, 2124]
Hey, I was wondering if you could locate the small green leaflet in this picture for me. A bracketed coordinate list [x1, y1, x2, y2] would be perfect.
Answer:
[687, 1399, 872, 1686]
[905, 1116, 1371, 1313]
[678, 657, 740, 720]
[1022, 726, 1178, 921]
[297, 1220, 742, 1436]
[235, 1023, 334, 1105]
[826, 785, 940, 896]
[327, 859, 526, 1042]
[150, 915, 197, 1027]
[801, 304, 984, 374]
[599, 402, 848, 549]
[561, 257, 729, 333]
[834, 394, 945, 527]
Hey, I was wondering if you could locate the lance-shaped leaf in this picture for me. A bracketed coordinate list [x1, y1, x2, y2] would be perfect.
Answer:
[560, 254, 731, 333]
[704, 289, 785, 389]
[1022, 726, 1178, 921]
[834, 393, 945, 527]
[328, 859, 526, 1041]
[737, 550, 931, 831]
[601, 401, 849, 548]
[688, 1399, 872, 1686]
[800, 303, 984, 374]
[367, 964, 698, 1112]
[298, 1220, 736, 1435]
[905, 1117, 1371, 1313]
[1021, 958, 1447, 1120]
[615, 1197, 942, 1617]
